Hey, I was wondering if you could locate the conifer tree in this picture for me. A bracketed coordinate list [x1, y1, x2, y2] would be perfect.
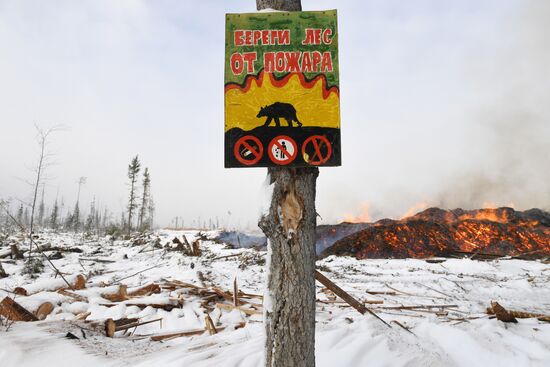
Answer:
[50, 199, 59, 230]
[127, 155, 141, 232]
[138, 168, 151, 231]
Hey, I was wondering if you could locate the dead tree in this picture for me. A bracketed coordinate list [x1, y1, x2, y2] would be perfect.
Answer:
[138, 167, 151, 231]
[127, 156, 141, 233]
[255, 2, 315, 365]
[28, 125, 62, 258]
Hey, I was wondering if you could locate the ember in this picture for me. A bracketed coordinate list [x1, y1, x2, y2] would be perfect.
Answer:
[322, 207, 550, 259]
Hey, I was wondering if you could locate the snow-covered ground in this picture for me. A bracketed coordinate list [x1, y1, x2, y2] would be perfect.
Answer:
[1, 230, 549, 367]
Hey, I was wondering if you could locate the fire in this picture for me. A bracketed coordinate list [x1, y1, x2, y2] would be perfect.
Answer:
[324, 207, 550, 259]
[401, 201, 430, 219]
[458, 208, 511, 223]
[343, 203, 371, 223]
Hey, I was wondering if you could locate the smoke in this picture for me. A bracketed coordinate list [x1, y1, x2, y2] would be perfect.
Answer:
[434, 1, 550, 211]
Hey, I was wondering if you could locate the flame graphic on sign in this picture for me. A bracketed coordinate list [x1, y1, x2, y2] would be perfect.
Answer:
[224, 71, 340, 132]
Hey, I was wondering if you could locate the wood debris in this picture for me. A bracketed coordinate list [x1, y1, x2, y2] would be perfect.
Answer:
[150, 322, 246, 342]
[488, 301, 518, 323]
[487, 301, 549, 322]
[35, 302, 54, 320]
[0, 296, 38, 321]
[101, 285, 129, 302]
[105, 317, 162, 337]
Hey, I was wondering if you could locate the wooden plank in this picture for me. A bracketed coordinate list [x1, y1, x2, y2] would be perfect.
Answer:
[315, 270, 391, 327]
[216, 302, 262, 316]
[315, 271, 367, 314]
[150, 322, 245, 342]
[128, 283, 161, 297]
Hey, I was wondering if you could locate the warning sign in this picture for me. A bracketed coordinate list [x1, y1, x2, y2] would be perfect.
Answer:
[268, 136, 297, 165]
[224, 10, 341, 168]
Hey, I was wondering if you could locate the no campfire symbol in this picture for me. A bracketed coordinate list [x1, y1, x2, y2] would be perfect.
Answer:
[268, 135, 297, 165]
[302, 135, 332, 166]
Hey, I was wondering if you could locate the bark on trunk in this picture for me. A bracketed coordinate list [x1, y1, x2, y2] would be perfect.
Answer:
[259, 167, 318, 367]
[256, 0, 301, 11]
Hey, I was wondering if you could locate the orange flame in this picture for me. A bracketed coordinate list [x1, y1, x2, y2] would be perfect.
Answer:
[401, 201, 430, 219]
[343, 203, 372, 223]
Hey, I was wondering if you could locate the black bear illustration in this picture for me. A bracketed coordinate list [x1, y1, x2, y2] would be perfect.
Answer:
[257, 102, 302, 127]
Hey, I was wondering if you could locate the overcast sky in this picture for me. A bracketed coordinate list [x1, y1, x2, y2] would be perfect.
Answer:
[1, 0, 548, 228]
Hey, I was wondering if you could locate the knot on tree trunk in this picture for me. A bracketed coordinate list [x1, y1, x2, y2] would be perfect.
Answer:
[258, 167, 317, 238]
[280, 187, 302, 235]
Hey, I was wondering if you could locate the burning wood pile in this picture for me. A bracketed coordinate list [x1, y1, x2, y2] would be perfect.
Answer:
[322, 207, 550, 259]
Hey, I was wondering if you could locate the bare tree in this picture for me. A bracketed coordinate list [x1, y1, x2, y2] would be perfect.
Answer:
[127, 156, 141, 232]
[138, 167, 151, 231]
[72, 177, 86, 232]
[37, 184, 45, 228]
[28, 125, 62, 257]
[253, 2, 317, 367]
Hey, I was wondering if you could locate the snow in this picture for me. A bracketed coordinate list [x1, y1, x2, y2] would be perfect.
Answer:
[1, 230, 549, 366]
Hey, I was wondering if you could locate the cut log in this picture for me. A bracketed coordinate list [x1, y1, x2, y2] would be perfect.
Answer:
[0, 296, 38, 321]
[191, 239, 201, 256]
[487, 303, 549, 322]
[105, 317, 162, 337]
[490, 301, 518, 323]
[128, 283, 161, 297]
[73, 274, 86, 290]
[101, 285, 129, 302]
[35, 302, 54, 320]
[13, 287, 28, 296]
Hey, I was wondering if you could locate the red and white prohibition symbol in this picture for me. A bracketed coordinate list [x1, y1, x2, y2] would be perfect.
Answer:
[234, 135, 263, 166]
[302, 135, 332, 166]
[268, 135, 297, 165]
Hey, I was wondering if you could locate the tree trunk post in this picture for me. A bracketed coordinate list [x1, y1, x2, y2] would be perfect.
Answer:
[254, 1, 315, 365]
[259, 167, 318, 367]
[257, 0, 301, 11]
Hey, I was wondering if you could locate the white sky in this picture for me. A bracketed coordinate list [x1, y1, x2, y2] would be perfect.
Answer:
[1, 0, 548, 228]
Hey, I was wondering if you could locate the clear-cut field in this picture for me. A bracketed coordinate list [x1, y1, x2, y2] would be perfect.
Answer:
[1, 230, 549, 367]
